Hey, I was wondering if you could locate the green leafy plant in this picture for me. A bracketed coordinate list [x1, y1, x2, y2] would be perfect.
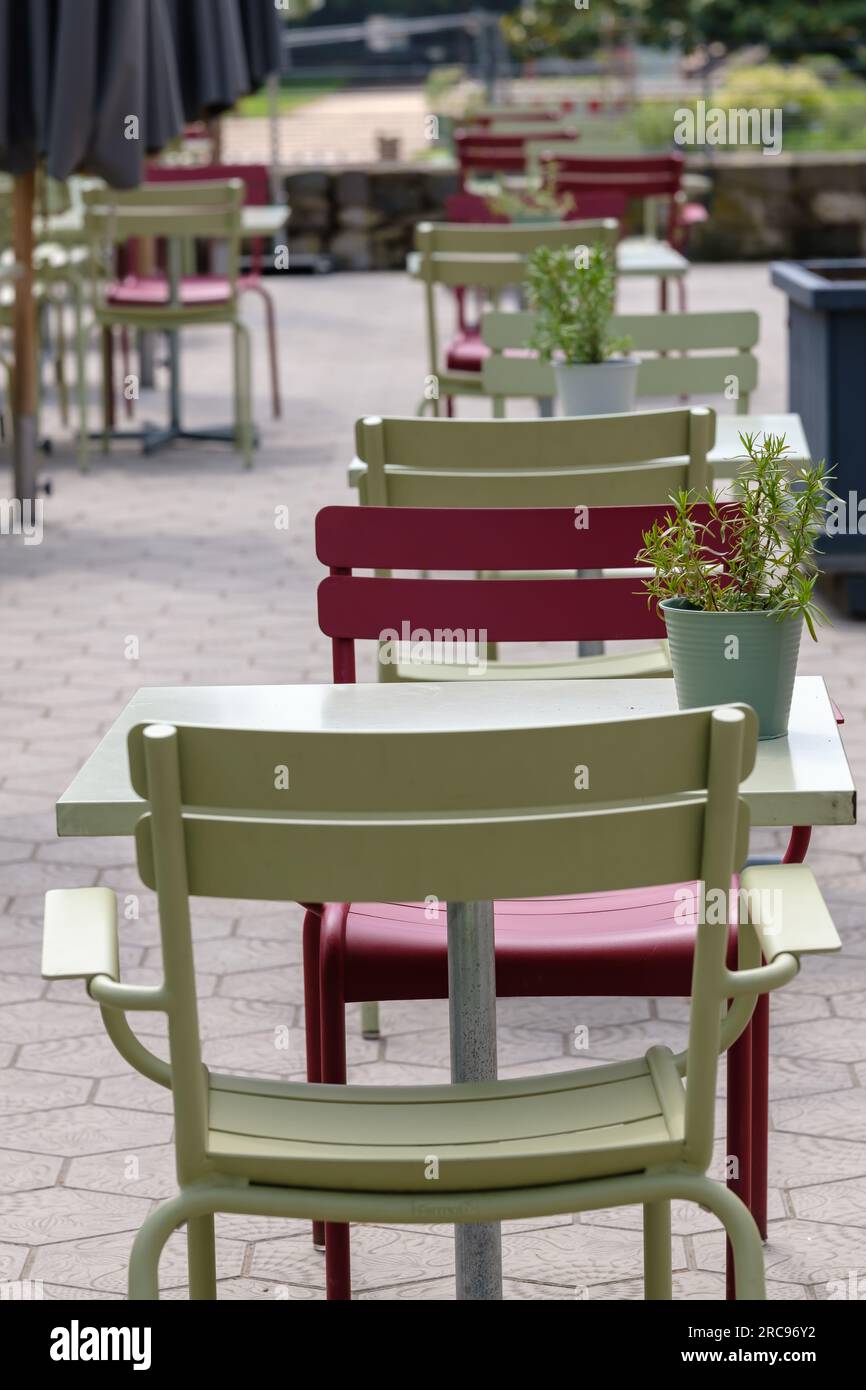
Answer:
[485, 163, 576, 220]
[526, 242, 631, 365]
[636, 433, 833, 640]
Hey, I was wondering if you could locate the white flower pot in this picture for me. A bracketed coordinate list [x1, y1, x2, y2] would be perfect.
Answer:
[553, 356, 640, 416]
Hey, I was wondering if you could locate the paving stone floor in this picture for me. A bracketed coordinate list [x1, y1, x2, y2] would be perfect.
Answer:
[1, 264, 865, 1301]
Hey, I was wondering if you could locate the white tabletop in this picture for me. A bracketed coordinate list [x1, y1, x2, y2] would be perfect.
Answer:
[36, 204, 288, 246]
[56, 676, 854, 837]
[713, 413, 811, 467]
[616, 236, 689, 277]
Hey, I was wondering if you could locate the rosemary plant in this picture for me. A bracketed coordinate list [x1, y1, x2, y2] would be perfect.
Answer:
[526, 241, 630, 366]
[636, 433, 833, 640]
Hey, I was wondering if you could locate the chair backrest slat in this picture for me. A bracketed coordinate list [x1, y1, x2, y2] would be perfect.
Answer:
[315, 502, 734, 677]
[319, 574, 662, 643]
[128, 706, 755, 831]
[135, 792, 751, 905]
[355, 411, 714, 508]
[317, 501, 722, 572]
[481, 309, 760, 412]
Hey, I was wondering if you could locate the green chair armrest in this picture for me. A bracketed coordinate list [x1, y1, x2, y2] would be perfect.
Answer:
[42, 887, 119, 982]
[739, 863, 842, 962]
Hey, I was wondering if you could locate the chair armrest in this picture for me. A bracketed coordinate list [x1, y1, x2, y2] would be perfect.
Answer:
[42, 887, 118, 982]
[739, 863, 842, 962]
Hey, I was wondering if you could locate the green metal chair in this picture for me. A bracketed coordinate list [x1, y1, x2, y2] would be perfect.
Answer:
[481, 308, 760, 418]
[82, 180, 253, 468]
[411, 218, 619, 416]
[42, 705, 840, 1299]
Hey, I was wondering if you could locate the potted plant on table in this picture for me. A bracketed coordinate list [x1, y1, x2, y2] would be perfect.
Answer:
[637, 433, 833, 739]
[485, 163, 577, 224]
[526, 241, 638, 415]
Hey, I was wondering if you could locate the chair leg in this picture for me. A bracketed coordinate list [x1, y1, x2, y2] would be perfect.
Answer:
[360, 1002, 380, 1039]
[233, 319, 254, 468]
[445, 396, 455, 417]
[685, 1175, 766, 1300]
[642, 1201, 672, 1299]
[100, 327, 114, 452]
[129, 1193, 196, 1300]
[726, 1017, 753, 1300]
[750, 992, 770, 1240]
[302, 908, 326, 1252]
[187, 1214, 216, 1299]
[320, 919, 351, 1300]
[73, 285, 89, 473]
[677, 275, 687, 311]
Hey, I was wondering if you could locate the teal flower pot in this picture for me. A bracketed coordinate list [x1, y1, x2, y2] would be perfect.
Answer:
[660, 599, 803, 740]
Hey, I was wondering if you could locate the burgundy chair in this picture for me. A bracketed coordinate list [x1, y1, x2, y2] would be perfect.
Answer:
[308, 501, 796, 1300]
[545, 152, 709, 308]
[115, 163, 283, 418]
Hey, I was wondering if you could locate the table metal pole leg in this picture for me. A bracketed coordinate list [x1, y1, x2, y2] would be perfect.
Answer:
[577, 570, 604, 657]
[447, 900, 502, 1300]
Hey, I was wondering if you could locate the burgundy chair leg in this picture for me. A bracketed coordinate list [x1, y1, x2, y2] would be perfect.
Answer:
[726, 1018, 753, 1300]
[750, 992, 770, 1241]
[445, 396, 455, 417]
[676, 275, 687, 311]
[302, 908, 325, 1250]
[320, 909, 351, 1300]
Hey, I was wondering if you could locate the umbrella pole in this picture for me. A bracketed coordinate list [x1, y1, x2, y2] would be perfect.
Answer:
[12, 171, 37, 504]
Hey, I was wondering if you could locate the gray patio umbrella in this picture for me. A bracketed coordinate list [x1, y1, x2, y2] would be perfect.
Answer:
[238, 0, 284, 91]
[0, 0, 184, 501]
[165, 0, 250, 121]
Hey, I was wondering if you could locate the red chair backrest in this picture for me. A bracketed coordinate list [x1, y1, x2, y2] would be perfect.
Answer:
[315, 504, 729, 683]
[454, 130, 537, 180]
[443, 189, 628, 225]
[546, 154, 685, 240]
[145, 163, 272, 272]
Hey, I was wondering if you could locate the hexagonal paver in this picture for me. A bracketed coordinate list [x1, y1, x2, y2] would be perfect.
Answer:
[0, 1068, 92, 1115]
[769, 1018, 866, 1063]
[65, 1145, 178, 1201]
[0, 1187, 151, 1244]
[29, 1229, 245, 1295]
[695, 1219, 866, 1288]
[772, 1090, 866, 1142]
[1, 1106, 173, 1158]
[16, 1032, 157, 1079]
[0, 1149, 63, 1193]
[251, 1225, 456, 1293]
[790, 1177, 866, 1228]
[505, 1223, 686, 1290]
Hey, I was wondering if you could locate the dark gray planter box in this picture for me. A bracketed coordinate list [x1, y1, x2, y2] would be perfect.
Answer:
[771, 259, 866, 614]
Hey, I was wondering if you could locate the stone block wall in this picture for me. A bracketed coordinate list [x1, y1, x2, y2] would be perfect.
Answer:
[281, 154, 866, 270]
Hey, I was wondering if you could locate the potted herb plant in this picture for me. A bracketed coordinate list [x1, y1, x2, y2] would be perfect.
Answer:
[485, 163, 577, 224]
[637, 433, 832, 739]
[526, 241, 637, 415]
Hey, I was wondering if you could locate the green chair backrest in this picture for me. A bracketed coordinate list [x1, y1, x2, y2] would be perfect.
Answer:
[83, 180, 244, 303]
[481, 309, 760, 414]
[356, 408, 715, 507]
[127, 701, 757, 1170]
